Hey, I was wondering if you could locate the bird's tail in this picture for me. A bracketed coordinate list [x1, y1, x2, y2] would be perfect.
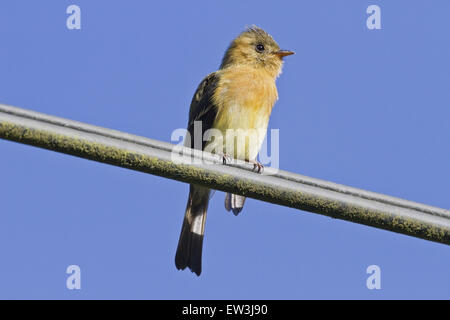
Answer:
[175, 185, 210, 276]
[225, 193, 246, 215]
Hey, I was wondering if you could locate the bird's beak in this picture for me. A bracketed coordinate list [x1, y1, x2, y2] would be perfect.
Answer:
[274, 50, 295, 58]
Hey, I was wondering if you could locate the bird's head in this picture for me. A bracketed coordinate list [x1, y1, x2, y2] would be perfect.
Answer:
[220, 26, 294, 78]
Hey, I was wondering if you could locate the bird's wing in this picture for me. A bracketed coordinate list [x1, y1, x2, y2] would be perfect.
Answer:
[186, 72, 220, 150]
[176, 72, 219, 275]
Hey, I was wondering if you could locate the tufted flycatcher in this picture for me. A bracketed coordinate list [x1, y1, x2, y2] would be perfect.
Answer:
[175, 26, 294, 276]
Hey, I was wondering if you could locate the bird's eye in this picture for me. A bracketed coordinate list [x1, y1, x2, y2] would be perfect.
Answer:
[255, 44, 265, 53]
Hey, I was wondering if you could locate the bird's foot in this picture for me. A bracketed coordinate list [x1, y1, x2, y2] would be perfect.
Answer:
[249, 160, 264, 174]
[220, 153, 233, 165]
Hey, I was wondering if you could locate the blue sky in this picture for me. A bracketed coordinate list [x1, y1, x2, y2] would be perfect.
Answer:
[0, 0, 449, 299]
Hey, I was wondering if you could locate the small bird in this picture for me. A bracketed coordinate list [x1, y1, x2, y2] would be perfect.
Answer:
[175, 26, 294, 276]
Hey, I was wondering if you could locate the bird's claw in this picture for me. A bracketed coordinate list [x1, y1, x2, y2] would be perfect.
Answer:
[250, 160, 264, 174]
[221, 154, 232, 165]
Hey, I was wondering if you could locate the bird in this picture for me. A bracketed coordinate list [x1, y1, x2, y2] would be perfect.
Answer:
[175, 26, 294, 276]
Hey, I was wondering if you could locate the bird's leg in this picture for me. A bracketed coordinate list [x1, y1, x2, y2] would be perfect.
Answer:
[249, 159, 264, 174]
[220, 153, 233, 165]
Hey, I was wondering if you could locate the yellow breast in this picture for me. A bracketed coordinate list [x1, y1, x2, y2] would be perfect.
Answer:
[206, 66, 278, 161]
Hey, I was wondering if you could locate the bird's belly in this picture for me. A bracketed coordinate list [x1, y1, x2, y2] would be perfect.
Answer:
[206, 104, 270, 161]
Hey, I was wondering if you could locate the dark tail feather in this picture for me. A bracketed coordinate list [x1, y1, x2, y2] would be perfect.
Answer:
[175, 185, 210, 276]
[225, 193, 246, 216]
